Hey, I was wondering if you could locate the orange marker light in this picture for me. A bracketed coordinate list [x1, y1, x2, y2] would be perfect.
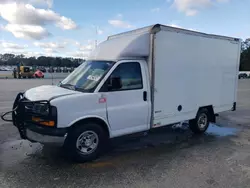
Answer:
[32, 117, 55, 127]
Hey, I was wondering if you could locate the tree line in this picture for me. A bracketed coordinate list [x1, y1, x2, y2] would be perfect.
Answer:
[240, 40, 250, 71]
[0, 39, 250, 70]
[0, 54, 84, 68]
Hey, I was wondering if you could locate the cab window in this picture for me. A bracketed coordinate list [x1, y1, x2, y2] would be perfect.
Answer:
[101, 62, 143, 92]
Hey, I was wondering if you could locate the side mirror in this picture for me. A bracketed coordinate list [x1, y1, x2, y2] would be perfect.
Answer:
[109, 76, 122, 90]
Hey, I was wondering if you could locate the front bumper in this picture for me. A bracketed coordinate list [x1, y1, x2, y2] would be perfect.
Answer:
[26, 128, 67, 146]
[11, 92, 68, 146]
[24, 123, 68, 146]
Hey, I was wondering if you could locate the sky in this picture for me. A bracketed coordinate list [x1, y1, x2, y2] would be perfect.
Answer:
[0, 0, 249, 58]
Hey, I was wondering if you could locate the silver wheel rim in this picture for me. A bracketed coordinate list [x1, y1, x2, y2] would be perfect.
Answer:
[198, 113, 208, 130]
[76, 131, 99, 155]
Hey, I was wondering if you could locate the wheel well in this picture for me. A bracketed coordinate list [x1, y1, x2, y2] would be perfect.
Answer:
[198, 105, 215, 123]
[70, 117, 110, 138]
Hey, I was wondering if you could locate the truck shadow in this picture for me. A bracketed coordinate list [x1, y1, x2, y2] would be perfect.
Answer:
[104, 123, 238, 159]
[29, 123, 238, 164]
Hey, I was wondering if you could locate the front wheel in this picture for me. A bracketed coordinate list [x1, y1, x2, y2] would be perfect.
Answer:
[64, 123, 107, 162]
[189, 108, 210, 134]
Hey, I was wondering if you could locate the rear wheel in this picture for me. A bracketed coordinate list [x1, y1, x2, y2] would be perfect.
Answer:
[189, 108, 210, 134]
[64, 123, 108, 162]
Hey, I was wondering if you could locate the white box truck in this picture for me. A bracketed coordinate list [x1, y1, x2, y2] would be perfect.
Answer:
[1, 24, 241, 162]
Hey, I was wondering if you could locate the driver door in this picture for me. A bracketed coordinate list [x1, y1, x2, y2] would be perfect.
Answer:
[99, 61, 150, 137]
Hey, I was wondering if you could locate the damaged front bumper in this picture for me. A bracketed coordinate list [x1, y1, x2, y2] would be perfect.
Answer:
[26, 128, 67, 146]
[1, 92, 67, 146]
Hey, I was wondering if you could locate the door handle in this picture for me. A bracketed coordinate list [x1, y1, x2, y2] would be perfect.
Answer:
[143, 91, 147, 101]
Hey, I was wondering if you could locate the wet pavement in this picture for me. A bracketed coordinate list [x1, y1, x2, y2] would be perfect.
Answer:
[1, 79, 250, 188]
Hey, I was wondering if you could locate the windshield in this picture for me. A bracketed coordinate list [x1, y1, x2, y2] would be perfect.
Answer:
[60, 60, 115, 92]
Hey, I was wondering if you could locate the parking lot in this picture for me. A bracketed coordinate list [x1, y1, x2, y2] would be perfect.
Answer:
[1, 79, 250, 188]
[0, 71, 69, 79]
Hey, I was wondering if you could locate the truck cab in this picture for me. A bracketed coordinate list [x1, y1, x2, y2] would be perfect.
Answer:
[12, 58, 151, 162]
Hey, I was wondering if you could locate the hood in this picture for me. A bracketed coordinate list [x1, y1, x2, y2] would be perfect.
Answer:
[24, 85, 80, 101]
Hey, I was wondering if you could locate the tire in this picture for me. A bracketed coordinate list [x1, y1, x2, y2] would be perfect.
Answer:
[189, 108, 210, 134]
[64, 122, 108, 162]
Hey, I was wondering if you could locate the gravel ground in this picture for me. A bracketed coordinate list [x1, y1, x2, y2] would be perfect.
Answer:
[0, 79, 250, 188]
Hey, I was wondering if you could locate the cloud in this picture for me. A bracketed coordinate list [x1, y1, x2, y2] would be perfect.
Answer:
[108, 19, 134, 29]
[30, 0, 53, 8]
[168, 23, 198, 31]
[0, 0, 53, 7]
[0, 3, 77, 29]
[151, 8, 160, 12]
[69, 40, 96, 58]
[68, 51, 90, 58]
[44, 48, 58, 54]
[33, 41, 67, 55]
[172, 0, 229, 16]
[172, 0, 211, 16]
[79, 44, 94, 52]
[5, 24, 50, 40]
[1, 41, 28, 49]
[216, 0, 229, 2]
[97, 29, 103, 35]
[34, 41, 66, 49]
[0, 24, 4, 30]
[0, 0, 53, 8]
[0, 2, 77, 40]
[22, 51, 45, 57]
[56, 16, 77, 30]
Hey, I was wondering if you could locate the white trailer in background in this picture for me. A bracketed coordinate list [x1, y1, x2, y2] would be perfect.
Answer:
[4, 24, 241, 162]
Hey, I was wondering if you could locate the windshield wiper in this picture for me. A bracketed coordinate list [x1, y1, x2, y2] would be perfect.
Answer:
[74, 87, 88, 92]
[60, 83, 75, 90]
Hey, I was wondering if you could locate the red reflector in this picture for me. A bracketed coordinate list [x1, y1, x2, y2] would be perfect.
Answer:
[99, 97, 106, 103]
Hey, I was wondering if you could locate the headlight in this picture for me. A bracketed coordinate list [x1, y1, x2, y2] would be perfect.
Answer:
[32, 103, 49, 115]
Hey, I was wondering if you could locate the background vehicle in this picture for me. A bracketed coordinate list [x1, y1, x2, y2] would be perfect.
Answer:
[0, 67, 9, 71]
[48, 67, 54, 73]
[239, 73, 248, 79]
[34, 70, 44, 78]
[56, 67, 62, 73]
[63, 67, 68, 73]
[5, 24, 241, 162]
[39, 67, 47, 73]
[238, 72, 250, 79]
[18, 66, 34, 78]
[69, 67, 75, 73]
